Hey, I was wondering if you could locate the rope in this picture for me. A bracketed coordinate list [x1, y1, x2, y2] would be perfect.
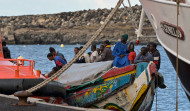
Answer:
[26, 0, 124, 93]
[176, 0, 180, 111]
[120, 1, 138, 29]
[156, 75, 158, 111]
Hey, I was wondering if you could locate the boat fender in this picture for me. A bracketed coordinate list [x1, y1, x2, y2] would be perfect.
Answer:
[157, 72, 166, 89]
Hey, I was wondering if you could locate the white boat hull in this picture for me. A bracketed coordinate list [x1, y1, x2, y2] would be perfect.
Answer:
[140, 0, 190, 100]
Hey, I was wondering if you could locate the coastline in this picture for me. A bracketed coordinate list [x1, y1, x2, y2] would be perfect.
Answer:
[0, 5, 157, 45]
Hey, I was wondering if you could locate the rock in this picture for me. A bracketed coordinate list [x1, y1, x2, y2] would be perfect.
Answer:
[0, 5, 157, 44]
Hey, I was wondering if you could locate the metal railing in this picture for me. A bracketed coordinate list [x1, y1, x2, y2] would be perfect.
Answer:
[0, 59, 34, 76]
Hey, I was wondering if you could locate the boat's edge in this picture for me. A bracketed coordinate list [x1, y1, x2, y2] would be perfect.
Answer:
[0, 94, 108, 111]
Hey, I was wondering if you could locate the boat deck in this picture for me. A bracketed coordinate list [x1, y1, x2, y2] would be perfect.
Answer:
[0, 94, 107, 111]
[0, 59, 38, 79]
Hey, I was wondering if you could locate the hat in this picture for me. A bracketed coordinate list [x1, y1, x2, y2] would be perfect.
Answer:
[121, 34, 128, 41]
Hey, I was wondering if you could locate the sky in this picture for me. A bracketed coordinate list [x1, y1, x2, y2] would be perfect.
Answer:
[0, 0, 140, 16]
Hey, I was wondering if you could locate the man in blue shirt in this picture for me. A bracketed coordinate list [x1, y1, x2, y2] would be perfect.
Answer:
[47, 53, 67, 70]
[112, 34, 130, 68]
[134, 47, 153, 64]
[49, 47, 67, 63]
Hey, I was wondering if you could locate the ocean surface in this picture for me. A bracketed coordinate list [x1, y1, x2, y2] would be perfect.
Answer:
[8, 44, 190, 111]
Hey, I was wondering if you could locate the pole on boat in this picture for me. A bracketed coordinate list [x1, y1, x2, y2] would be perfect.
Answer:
[136, 8, 145, 45]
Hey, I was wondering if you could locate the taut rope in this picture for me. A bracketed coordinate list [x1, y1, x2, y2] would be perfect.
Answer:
[176, 0, 180, 111]
[26, 0, 124, 93]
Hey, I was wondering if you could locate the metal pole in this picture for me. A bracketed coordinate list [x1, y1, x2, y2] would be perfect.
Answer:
[137, 8, 145, 40]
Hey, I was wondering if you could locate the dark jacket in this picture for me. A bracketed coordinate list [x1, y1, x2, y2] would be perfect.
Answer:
[150, 50, 161, 70]
[3, 46, 11, 58]
[99, 47, 114, 61]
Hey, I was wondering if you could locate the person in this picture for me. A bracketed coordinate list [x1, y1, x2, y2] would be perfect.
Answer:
[134, 47, 153, 64]
[47, 53, 67, 70]
[128, 42, 136, 64]
[90, 45, 98, 62]
[112, 34, 130, 68]
[49, 47, 67, 62]
[2, 41, 11, 58]
[104, 40, 112, 49]
[98, 40, 114, 62]
[45, 67, 59, 77]
[99, 45, 105, 53]
[74, 47, 86, 63]
[149, 42, 161, 70]
[146, 42, 151, 52]
[80, 46, 90, 63]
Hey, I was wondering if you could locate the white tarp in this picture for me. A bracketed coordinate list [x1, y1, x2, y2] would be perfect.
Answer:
[57, 61, 113, 86]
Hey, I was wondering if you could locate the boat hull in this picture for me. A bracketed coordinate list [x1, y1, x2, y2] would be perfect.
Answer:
[140, 0, 190, 100]
[0, 79, 66, 98]
[65, 62, 157, 111]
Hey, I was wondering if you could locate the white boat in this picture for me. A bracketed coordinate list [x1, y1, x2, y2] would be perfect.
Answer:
[139, 0, 190, 100]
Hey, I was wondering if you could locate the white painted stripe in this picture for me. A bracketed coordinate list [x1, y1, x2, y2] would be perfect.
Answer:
[154, 57, 159, 61]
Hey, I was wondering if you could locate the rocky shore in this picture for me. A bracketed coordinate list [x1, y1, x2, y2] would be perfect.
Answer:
[0, 5, 157, 44]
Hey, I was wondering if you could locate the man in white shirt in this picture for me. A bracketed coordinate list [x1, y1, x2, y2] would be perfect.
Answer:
[90, 45, 98, 62]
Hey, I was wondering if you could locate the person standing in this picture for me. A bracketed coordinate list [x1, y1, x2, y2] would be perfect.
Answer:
[112, 34, 130, 68]
[90, 45, 98, 62]
[2, 41, 11, 59]
[149, 42, 161, 70]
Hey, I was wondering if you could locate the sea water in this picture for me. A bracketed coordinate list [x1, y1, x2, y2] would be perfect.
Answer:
[8, 45, 190, 111]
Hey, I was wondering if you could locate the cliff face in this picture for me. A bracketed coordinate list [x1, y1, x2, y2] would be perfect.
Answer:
[0, 5, 157, 44]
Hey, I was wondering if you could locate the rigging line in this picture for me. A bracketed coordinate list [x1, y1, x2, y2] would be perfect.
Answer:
[176, 0, 180, 111]
[156, 75, 158, 111]
[25, 0, 124, 93]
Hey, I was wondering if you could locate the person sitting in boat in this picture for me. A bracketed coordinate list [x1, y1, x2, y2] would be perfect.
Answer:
[2, 41, 11, 59]
[45, 67, 59, 77]
[112, 34, 130, 68]
[80, 46, 90, 63]
[128, 42, 136, 64]
[90, 44, 98, 62]
[134, 47, 153, 64]
[149, 42, 161, 70]
[146, 42, 151, 52]
[98, 45, 105, 60]
[98, 40, 114, 62]
[49, 47, 67, 63]
[47, 53, 67, 70]
[74, 47, 86, 63]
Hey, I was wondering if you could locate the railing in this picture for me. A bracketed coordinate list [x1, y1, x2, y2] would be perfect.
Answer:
[0, 58, 34, 77]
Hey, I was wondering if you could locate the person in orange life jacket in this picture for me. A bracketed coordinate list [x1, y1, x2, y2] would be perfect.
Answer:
[149, 42, 161, 70]
[47, 53, 67, 70]
[49, 47, 67, 63]
[128, 42, 136, 64]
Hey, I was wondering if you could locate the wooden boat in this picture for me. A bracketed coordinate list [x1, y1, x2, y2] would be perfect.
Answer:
[48, 62, 157, 111]
[0, 36, 66, 98]
[0, 34, 157, 110]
